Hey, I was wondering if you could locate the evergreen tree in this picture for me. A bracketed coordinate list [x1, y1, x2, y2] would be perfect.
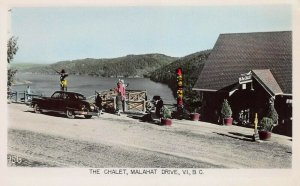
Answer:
[7, 36, 19, 94]
[7, 36, 19, 64]
[266, 100, 279, 125]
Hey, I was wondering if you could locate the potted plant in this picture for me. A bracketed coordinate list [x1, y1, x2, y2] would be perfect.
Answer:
[220, 99, 233, 125]
[161, 106, 172, 126]
[184, 90, 203, 121]
[190, 112, 200, 121]
[258, 117, 274, 140]
[258, 102, 279, 140]
[188, 101, 201, 121]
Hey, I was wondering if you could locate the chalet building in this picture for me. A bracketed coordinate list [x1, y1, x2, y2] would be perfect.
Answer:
[193, 31, 292, 135]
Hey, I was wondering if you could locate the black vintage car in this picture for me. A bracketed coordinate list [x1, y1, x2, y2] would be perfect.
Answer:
[30, 91, 99, 119]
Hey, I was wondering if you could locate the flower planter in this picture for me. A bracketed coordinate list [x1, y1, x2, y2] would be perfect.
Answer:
[258, 131, 272, 140]
[190, 113, 200, 121]
[161, 118, 172, 126]
[223, 118, 233, 126]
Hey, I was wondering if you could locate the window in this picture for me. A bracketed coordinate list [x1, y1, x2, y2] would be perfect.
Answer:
[76, 94, 85, 100]
[51, 92, 62, 99]
[67, 94, 76, 100]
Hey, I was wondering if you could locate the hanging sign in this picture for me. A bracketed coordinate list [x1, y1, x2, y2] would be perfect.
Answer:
[239, 71, 252, 84]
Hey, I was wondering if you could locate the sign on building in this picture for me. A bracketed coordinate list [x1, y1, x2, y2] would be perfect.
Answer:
[239, 71, 252, 84]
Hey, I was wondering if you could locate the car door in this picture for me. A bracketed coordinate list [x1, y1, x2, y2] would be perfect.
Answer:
[50, 92, 63, 111]
[65, 93, 78, 111]
[57, 92, 67, 112]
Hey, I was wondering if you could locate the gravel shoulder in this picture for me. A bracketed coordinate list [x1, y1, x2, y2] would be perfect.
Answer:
[8, 103, 292, 168]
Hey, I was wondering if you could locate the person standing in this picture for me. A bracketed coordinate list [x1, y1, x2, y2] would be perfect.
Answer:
[155, 97, 164, 117]
[26, 85, 31, 102]
[59, 69, 68, 91]
[120, 79, 128, 112]
[95, 93, 103, 115]
[115, 80, 126, 115]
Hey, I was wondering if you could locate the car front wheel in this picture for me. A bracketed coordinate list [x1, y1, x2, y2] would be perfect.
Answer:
[66, 110, 75, 119]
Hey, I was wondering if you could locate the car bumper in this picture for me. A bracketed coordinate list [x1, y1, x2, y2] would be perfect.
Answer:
[74, 111, 99, 116]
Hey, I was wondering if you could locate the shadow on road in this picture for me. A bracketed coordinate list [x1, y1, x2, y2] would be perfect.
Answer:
[24, 110, 86, 119]
[213, 132, 253, 142]
[228, 132, 253, 139]
[127, 114, 162, 126]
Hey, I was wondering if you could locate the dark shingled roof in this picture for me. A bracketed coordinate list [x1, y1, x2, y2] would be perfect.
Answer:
[252, 69, 283, 96]
[193, 31, 292, 94]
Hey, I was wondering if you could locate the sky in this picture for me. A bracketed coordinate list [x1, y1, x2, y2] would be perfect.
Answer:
[11, 5, 292, 64]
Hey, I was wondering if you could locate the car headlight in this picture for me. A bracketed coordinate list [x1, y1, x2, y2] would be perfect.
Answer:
[90, 105, 95, 110]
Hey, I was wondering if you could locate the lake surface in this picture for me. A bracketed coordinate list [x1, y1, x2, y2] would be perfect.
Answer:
[13, 73, 176, 103]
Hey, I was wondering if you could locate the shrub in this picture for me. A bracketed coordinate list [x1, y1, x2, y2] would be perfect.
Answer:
[161, 106, 172, 119]
[221, 99, 232, 119]
[266, 102, 278, 125]
[259, 117, 274, 132]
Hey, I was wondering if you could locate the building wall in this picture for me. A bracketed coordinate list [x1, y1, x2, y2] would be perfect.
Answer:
[202, 91, 226, 123]
[273, 95, 292, 137]
[228, 79, 270, 122]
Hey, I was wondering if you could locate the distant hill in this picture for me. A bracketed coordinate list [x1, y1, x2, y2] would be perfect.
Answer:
[14, 54, 178, 78]
[150, 49, 211, 111]
[150, 49, 211, 89]
[11, 63, 47, 70]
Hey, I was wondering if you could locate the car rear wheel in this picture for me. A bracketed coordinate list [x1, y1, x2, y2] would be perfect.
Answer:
[66, 110, 75, 119]
[34, 104, 42, 114]
[84, 115, 92, 119]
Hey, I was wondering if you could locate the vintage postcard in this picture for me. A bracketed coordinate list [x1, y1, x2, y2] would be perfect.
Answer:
[1, 0, 299, 185]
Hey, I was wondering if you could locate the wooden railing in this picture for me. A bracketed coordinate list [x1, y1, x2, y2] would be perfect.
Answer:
[95, 90, 148, 113]
[8, 91, 42, 103]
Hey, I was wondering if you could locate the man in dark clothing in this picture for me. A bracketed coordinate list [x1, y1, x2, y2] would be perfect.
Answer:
[95, 93, 103, 115]
[153, 96, 163, 117]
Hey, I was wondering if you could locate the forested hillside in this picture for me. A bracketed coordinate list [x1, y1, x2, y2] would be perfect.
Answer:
[150, 50, 211, 111]
[13, 50, 211, 112]
[15, 54, 177, 78]
[11, 63, 46, 70]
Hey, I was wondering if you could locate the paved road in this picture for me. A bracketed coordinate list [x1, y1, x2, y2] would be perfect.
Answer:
[8, 129, 222, 167]
[8, 103, 292, 168]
